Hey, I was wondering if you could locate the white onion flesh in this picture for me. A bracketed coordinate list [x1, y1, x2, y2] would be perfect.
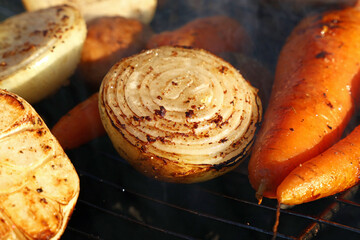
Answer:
[0, 5, 86, 103]
[22, 0, 158, 24]
[100, 46, 262, 169]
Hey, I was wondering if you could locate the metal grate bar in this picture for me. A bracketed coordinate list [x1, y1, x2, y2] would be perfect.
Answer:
[81, 150, 360, 239]
[200, 184, 360, 238]
[65, 143, 360, 240]
[336, 197, 360, 208]
[75, 169, 297, 239]
[66, 227, 104, 240]
[298, 186, 360, 239]
[77, 199, 197, 240]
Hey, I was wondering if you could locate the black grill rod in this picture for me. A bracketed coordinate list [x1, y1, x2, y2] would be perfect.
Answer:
[297, 185, 360, 240]
[66, 226, 104, 240]
[95, 152, 360, 238]
[336, 196, 360, 208]
[77, 199, 199, 240]
[199, 186, 360, 238]
[77, 170, 295, 240]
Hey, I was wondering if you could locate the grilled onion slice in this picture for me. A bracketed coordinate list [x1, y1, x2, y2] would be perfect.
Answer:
[0, 89, 79, 239]
[22, 0, 158, 24]
[0, 5, 86, 103]
[99, 46, 262, 183]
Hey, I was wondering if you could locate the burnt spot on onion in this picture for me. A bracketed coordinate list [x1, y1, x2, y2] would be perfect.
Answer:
[61, 15, 69, 22]
[212, 138, 254, 170]
[209, 114, 223, 126]
[140, 145, 147, 153]
[185, 109, 194, 118]
[146, 135, 156, 143]
[155, 106, 166, 117]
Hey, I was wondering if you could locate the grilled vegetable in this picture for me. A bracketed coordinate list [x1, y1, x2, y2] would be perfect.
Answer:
[52, 92, 106, 150]
[0, 5, 86, 103]
[146, 15, 252, 55]
[99, 46, 262, 183]
[22, 0, 158, 24]
[0, 89, 79, 239]
[78, 16, 153, 89]
[52, 53, 271, 151]
[248, 3, 360, 200]
[277, 124, 360, 205]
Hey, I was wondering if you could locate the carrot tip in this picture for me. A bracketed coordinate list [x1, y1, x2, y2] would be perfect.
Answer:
[256, 194, 263, 205]
[256, 181, 266, 204]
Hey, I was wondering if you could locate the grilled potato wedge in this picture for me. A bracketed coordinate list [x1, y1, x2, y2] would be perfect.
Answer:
[0, 5, 86, 103]
[0, 89, 79, 239]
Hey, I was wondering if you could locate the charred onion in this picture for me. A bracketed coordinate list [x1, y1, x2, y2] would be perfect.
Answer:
[22, 0, 158, 24]
[99, 46, 262, 183]
[0, 5, 86, 103]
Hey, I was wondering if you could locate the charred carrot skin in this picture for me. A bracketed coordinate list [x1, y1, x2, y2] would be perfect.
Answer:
[277, 125, 360, 205]
[248, 5, 360, 199]
[51, 92, 106, 150]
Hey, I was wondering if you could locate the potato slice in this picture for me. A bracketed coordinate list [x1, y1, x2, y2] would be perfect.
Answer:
[22, 0, 158, 24]
[0, 89, 80, 239]
[0, 5, 86, 103]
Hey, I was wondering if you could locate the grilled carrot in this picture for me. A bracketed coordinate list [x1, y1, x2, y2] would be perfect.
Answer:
[51, 92, 106, 150]
[277, 124, 360, 205]
[146, 15, 252, 55]
[248, 3, 360, 201]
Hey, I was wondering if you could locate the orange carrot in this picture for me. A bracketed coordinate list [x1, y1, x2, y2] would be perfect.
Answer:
[146, 15, 252, 55]
[51, 92, 106, 150]
[277, 124, 360, 205]
[248, 4, 360, 201]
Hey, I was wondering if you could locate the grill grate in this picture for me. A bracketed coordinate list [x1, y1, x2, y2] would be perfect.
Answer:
[3, 0, 360, 239]
[59, 142, 360, 240]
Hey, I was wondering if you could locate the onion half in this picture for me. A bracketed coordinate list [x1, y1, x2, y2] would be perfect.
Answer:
[22, 0, 158, 24]
[0, 5, 86, 103]
[99, 46, 262, 183]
